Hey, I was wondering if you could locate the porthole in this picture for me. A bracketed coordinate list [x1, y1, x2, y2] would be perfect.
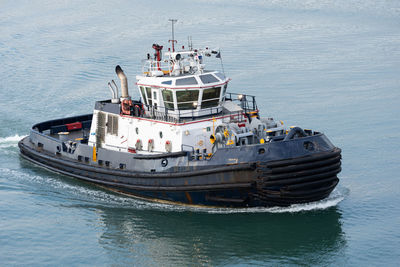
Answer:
[161, 159, 168, 167]
[258, 148, 265, 154]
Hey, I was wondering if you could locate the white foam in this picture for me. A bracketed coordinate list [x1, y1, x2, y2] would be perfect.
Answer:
[133, 187, 348, 214]
[0, 134, 26, 144]
[203, 188, 347, 214]
[0, 144, 18, 149]
[0, 135, 25, 153]
[1, 167, 139, 204]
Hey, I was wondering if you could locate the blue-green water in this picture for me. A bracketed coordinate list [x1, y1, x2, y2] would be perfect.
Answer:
[1, 0, 399, 266]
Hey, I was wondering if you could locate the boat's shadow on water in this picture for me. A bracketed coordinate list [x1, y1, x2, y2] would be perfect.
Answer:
[19, 159, 347, 266]
[96, 203, 346, 265]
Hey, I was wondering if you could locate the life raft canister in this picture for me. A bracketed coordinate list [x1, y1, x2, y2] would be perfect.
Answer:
[148, 139, 154, 152]
[165, 140, 172, 152]
[135, 139, 143, 150]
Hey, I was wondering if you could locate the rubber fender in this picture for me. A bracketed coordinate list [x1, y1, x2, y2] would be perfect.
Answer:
[283, 127, 307, 141]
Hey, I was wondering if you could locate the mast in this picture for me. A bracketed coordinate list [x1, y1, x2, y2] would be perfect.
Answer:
[188, 36, 193, 51]
[168, 19, 178, 52]
[152, 44, 163, 71]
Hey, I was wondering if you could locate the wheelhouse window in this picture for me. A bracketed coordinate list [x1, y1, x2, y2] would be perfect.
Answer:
[145, 87, 152, 106]
[199, 74, 219, 84]
[214, 72, 226, 81]
[176, 77, 198, 86]
[162, 89, 175, 110]
[176, 90, 199, 110]
[222, 83, 228, 98]
[139, 86, 147, 104]
[201, 87, 221, 108]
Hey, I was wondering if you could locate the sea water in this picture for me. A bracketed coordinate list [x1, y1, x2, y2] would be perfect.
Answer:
[1, 0, 399, 266]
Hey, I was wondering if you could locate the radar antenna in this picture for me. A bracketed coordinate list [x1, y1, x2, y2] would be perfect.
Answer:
[168, 19, 178, 52]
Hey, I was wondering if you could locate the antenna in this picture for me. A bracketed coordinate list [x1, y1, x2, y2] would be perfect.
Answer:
[168, 19, 178, 52]
[217, 50, 225, 77]
[188, 36, 193, 51]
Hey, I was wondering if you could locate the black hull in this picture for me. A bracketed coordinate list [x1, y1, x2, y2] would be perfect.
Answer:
[19, 137, 341, 207]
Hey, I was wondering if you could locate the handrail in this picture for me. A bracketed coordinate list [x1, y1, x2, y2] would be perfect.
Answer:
[141, 104, 224, 123]
[225, 93, 258, 112]
[142, 60, 172, 76]
[32, 114, 93, 132]
[123, 92, 257, 123]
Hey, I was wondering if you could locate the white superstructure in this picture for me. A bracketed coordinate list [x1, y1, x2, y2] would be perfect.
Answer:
[88, 35, 284, 156]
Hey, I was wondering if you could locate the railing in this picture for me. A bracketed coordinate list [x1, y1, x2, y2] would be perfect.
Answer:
[141, 104, 224, 123]
[134, 106, 248, 125]
[141, 60, 172, 75]
[141, 56, 206, 76]
[225, 93, 258, 113]
[32, 114, 93, 133]
[126, 92, 258, 124]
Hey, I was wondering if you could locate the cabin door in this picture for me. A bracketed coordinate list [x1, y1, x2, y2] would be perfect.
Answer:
[151, 88, 159, 110]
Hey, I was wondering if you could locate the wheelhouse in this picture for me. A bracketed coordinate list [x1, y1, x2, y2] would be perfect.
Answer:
[137, 71, 229, 118]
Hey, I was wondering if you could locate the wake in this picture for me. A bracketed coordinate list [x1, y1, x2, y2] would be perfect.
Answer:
[0, 134, 26, 149]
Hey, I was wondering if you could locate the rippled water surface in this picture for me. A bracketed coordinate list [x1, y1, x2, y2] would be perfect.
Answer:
[1, 0, 400, 266]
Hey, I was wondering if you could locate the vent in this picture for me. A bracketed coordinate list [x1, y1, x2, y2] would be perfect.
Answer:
[96, 112, 106, 148]
[107, 114, 119, 136]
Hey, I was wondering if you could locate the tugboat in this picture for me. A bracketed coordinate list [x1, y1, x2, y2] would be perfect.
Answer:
[19, 23, 341, 207]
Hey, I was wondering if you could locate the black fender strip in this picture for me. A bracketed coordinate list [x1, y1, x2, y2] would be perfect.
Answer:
[282, 176, 338, 191]
[265, 148, 341, 168]
[262, 167, 341, 186]
[265, 162, 341, 181]
[264, 155, 341, 175]
[280, 179, 339, 197]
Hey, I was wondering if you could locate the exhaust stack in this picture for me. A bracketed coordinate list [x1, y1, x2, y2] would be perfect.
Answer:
[108, 81, 120, 104]
[116, 65, 130, 99]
